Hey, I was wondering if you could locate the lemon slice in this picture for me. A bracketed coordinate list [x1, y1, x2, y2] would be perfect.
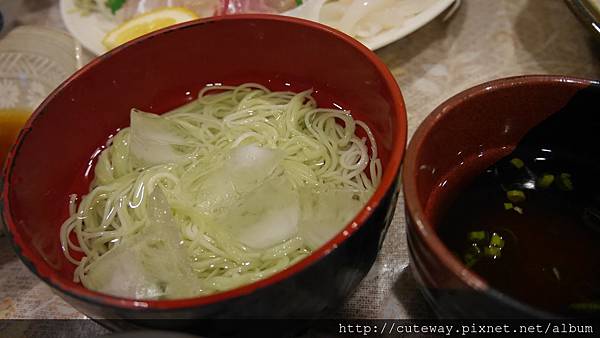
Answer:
[102, 7, 199, 50]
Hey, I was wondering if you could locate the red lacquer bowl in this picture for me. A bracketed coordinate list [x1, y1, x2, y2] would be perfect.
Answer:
[1, 15, 406, 331]
[403, 75, 598, 318]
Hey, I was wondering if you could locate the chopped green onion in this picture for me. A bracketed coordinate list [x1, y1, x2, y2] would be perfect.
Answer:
[467, 230, 488, 243]
[513, 206, 524, 214]
[296, 0, 303, 5]
[484, 245, 502, 258]
[463, 244, 481, 267]
[510, 158, 524, 169]
[537, 173, 555, 189]
[463, 254, 478, 267]
[558, 173, 574, 191]
[490, 232, 505, 248]
[504, 202, 513, 210]
[465, 243, 481, 255]
[507, 190, 526, 203]
[568, 302, 600, 311]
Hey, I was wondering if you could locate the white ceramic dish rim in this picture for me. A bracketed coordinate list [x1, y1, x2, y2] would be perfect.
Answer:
[60, 0, 457, 55]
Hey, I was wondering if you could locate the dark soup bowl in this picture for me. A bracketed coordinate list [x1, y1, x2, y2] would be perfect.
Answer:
[1, 15, 406, 332]
[403, 75, 600, 318]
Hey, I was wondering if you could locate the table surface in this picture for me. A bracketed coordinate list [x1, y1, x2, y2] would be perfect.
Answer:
[1, 0, 599, 334]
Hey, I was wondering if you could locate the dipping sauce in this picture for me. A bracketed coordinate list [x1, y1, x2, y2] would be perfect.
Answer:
[438, 87, 600, 316]
[0, 108, 30, 164]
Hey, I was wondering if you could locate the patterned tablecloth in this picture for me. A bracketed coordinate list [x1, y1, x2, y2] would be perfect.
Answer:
[1, 0, 599, 335]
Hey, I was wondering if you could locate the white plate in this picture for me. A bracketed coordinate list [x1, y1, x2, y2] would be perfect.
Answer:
[60, 0, 457, 56]
[359, 0, 456, 50]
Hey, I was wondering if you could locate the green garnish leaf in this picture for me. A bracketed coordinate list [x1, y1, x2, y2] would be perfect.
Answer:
[467, 230, 488, 243]
[537, 173, 555, 189]
[490, 232, 505, 248]
[510, 158, 524, 169]
[558, 172, 574, 191]
[506, 190, 526, 203]
[105, 0, 126, 15]
[296, 0, 304, 6]
[504, 202, 513, 210]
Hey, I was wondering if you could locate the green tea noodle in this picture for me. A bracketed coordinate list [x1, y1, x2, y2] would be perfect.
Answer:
[60, 83, 381, 299]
